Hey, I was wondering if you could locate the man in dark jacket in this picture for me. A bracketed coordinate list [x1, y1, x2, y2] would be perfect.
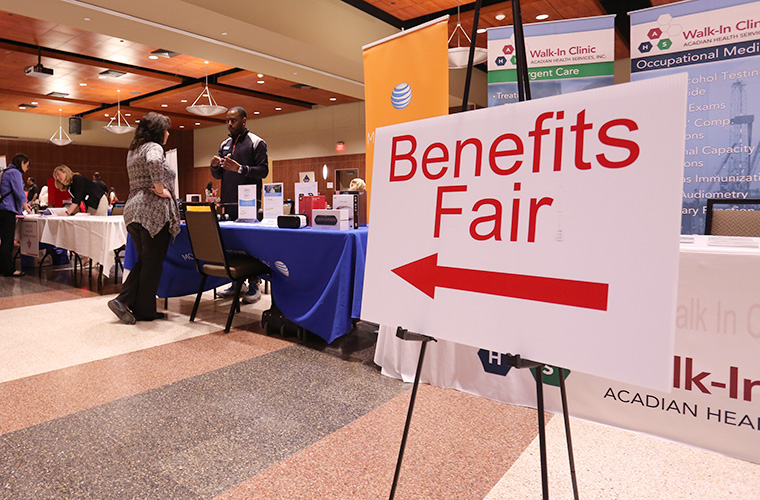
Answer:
[210, 106, 268, 221]
[210, 106, 269, 303]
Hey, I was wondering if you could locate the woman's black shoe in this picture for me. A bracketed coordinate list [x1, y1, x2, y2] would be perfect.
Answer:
[108, 299, 136, 324]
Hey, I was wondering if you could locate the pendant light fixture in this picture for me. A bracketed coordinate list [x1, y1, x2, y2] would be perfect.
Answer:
[49, 108, 73, 146]
[186, 61, 227, 116]
[448, 0, 488, 69]
[103, 89, 135, 134]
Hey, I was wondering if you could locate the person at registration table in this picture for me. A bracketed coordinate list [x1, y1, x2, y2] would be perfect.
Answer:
[0, 153, 32, 277]
[53, 165, 109, 216]
[210, 105, 269, 304]
[108, 112, 180, 324]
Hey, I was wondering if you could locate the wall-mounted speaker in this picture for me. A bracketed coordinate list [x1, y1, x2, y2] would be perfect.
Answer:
[69, 117, 82, 135]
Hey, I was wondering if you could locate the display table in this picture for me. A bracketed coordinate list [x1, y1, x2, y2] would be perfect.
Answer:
[375, 235, 760, 464]
[125, 223, 368, 343]
[15, 215, 127, 277]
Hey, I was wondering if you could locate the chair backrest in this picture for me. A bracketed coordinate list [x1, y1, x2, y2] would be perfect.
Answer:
[111, 201, 125, 215]
[184, 202, 228, 269]
[705, 199, 760, 237]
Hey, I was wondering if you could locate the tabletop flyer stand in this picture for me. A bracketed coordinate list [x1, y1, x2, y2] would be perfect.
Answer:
[388, 2, 580, 499]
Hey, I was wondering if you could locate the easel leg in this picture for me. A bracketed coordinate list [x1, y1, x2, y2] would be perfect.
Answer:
[559, 369, 579, 500]
[535, 367, 549, 500]
[389, 328, 436, 500]
[389, 340, 427, 500]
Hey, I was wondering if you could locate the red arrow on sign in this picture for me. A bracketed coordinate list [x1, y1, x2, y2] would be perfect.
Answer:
[392, 253, 609, 311]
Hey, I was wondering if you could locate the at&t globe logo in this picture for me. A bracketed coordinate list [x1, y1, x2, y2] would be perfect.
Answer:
[391, 82, 412, 110]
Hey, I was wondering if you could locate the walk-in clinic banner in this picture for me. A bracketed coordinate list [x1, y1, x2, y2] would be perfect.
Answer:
[631, 0, 760, 234]
[363, 74, 688, 391]
[487, 15, 615, 106]
[363, 17, 450, 208]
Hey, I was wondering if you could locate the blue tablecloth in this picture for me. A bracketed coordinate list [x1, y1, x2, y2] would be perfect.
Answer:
[125, 223, 368, 343]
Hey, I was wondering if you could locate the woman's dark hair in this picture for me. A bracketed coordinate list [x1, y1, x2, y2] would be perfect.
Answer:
[129, 112, 170, 151]
[206, 181, 213, 190]
[11, 153, 29, 171]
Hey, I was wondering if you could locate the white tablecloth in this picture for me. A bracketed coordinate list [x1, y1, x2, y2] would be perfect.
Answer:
[375, 236, 760, 464]
[16, 215, 127, 277]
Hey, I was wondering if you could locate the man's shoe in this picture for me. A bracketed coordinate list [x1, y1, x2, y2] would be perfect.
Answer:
[108, 299, 136, 325]
[217, 283, 245, 298]
[242, 285, 262, 304]
[135, 312, 166, 321]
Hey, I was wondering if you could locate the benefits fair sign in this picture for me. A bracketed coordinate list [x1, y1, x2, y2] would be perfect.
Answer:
[362, 75, 688, 391]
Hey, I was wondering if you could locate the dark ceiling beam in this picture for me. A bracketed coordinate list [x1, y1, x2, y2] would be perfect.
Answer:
[210, 83, 314, 109]
[120, 105, 225, 124]
[599, 0, 653, 48]
[339, 0, 405, 29]
[0, 87, 102, 107]
[403, 0, 505, 30]
[0, 38, 185, 83]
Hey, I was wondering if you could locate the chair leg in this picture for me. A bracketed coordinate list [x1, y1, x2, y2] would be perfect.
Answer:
[190, 275, 208, 322]
[225, 279, 245, 333]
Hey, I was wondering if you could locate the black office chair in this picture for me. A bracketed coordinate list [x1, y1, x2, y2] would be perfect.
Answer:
[704, 199, 760, 237]
[110, 201, 126, 284]
[184, 202, 270, 333]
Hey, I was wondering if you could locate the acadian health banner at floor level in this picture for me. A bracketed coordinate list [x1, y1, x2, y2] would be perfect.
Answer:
[487, 15, 615, 106]
[630, 0, 760, 234]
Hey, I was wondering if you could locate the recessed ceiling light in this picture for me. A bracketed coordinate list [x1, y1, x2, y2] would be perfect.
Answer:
[254, 111, 260, 115]
[84, 17, 90, 21]
[329, 97, 337, 101]
[18, 105, 26, 110]
[31, 101, 38, 105]
[477, 28, 486, 34]
[180, 99, 188, 103]
[257, 73, 263, 78]
[104, 113, 110, 117]
[98, 75, 106, 79]
[257, 80, 265, 84]
[221, 32, 227, 36]
[135, 119, 140, 123]
[124, 113, 131, 117]
[195, 122, 200, 125]
[148, 55, 158, 60]
[275, 107, 282, 111]
[536, 14, 549, 20]
[161, 104, 168, 107]
[180, 125, 185, 128]
[495, 14, 506, 21]
[79, 83, 87, 87]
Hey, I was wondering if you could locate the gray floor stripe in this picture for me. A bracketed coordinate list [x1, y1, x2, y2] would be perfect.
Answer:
[0, 343, 408, 499]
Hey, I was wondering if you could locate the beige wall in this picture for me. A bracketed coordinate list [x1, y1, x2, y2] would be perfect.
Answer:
[0, 110, 133, 148]
[193, 101, 367, 168]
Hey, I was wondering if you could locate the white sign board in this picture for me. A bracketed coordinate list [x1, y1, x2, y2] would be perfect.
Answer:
[362, 74, 688, 391]
[263, 182, 284, 219]
[19, 219, 40, 257]
[238, 185, 257, 221]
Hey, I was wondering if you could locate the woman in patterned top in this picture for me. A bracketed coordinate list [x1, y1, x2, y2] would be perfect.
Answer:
[108, 112, 180, 324]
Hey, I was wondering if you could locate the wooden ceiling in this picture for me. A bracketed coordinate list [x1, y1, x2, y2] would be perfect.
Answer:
[0, 1, 682, 130]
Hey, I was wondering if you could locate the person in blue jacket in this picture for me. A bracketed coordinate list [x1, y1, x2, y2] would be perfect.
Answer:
[0, 153, 32, 277]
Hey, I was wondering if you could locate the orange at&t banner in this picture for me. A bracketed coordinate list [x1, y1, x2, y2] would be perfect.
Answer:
[363, 17, 450, 212]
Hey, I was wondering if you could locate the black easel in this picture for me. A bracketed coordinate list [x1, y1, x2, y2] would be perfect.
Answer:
[389, 1, 580, 499]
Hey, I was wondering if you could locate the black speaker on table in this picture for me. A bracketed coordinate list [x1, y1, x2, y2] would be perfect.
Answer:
[69, 117, 82, 135]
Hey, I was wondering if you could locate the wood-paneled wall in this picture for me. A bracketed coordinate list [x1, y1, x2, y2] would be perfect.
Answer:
[1, 135, 363, 208]
[0, 129, 194, 205]
[273, 153, 366, 204]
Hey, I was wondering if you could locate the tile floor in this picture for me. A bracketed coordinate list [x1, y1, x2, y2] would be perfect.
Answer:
[0, 260, 758, 499]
